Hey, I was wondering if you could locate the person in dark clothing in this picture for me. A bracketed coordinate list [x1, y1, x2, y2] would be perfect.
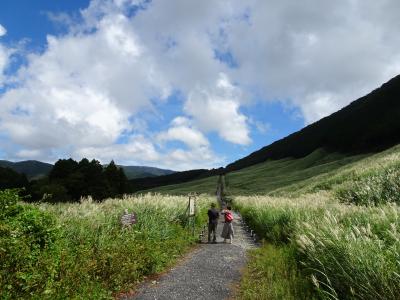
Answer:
[207, 203, 219, 243]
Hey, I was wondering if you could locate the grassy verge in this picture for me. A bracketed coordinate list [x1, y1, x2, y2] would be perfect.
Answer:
[238, 244, 316, 300]
[0, 192, 211, 299]
[234, 192, 400, 300]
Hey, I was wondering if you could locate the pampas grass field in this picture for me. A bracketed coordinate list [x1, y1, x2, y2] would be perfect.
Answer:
[0, 193, 211, 299]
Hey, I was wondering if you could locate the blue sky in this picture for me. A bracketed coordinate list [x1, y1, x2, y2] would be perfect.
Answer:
[0, 0, 399, 170]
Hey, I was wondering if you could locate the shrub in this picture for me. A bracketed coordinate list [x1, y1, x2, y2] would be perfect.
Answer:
[0, 190, 59, 299]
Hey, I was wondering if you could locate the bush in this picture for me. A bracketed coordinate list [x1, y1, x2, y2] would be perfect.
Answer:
[0, 190, 59, 299]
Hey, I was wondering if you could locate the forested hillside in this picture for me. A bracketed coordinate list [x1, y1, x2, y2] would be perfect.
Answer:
[121, 165, 175, 179]
[0, 160, 52, 179]
[226, 74, 400, 172]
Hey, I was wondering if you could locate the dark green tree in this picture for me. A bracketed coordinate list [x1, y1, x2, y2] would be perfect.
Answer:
[80, 159, 108, 200]
[104, 160, 128, 197]
[0, 167, 29, 190]
[49, 159, 78, 181]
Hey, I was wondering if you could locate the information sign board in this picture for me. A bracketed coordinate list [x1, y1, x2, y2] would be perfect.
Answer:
[121, 210, 137, 227]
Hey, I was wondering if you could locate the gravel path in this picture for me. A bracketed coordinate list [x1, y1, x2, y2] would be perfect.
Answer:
[128, 212, 257, 300]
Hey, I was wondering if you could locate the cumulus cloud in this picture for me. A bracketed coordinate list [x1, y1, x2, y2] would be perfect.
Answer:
[224, 0, 400, 122]
[185, 73, 251, 145]
[0, 7, 172, 165]
[0, 24, 6, 37]
[74, 135, 160, 163]
[155, 117, 222, 170]
[0, 23, 12, 86]
[157, 117, 209, 148]
[0, 46, 8, 85]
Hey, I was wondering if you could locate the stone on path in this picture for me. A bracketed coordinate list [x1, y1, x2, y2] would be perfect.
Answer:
[127, 212, 257, 300]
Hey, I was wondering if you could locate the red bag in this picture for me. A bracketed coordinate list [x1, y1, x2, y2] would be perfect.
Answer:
[225, 211, 233, 222]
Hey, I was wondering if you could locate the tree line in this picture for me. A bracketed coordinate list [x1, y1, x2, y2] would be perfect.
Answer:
[0, 158, 128, 202]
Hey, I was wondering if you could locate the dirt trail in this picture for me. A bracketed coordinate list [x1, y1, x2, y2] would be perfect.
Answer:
[126, 212, 257, 300]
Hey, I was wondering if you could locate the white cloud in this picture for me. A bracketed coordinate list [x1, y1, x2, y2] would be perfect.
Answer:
[155, 117, 222, 170]
[249, 118, 270, 135]
[74, 135, 160, 163]
[0, 24, 12, 87]
[0, 45, 9, 84]
[225, 0, 400, 122]
[0, 24, 6, 37]
[157, 117, 209, 148]
[185, 73, 251, 145]
[0, 8, 170, 155]
[15, 149, 46, 160]
[74, 131, 221, 171]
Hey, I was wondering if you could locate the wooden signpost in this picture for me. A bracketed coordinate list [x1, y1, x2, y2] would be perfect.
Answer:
[189, 195, 195, 216]
[187, 193, 197, 235]
[121, 209, 137, 228]
[216, 174, 226, 206]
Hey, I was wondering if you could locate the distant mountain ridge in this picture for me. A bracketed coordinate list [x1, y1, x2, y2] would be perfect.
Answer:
[119, 165, 175, 179]
[0, 160, 175, 180]
[0, 160, 53, 180]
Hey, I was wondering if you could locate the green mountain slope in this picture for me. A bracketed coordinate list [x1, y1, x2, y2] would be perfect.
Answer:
[0, 160, 53, 180]
[121, 166, 175, 179]
[226, 74, 400, 172]
[146, 145, 400, 195]
[0, 160, 175, 180]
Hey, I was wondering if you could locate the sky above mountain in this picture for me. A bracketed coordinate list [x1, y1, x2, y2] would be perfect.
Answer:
[0, 0, 399, 170]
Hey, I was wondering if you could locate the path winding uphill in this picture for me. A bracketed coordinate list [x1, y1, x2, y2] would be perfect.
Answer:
[127, 212, 256, 300]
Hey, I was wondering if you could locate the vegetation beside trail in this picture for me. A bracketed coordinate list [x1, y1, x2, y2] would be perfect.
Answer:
[234, 146, 400, 300]
[0, 191, 210, 299]
[238, 244, 316, 300]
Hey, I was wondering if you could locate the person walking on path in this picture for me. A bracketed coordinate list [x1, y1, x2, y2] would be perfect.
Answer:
[207, 203, 219, 243]
[221, 206, 234, 244]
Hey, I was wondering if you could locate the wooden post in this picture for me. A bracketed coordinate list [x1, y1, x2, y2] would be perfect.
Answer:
[216, 174, 228, 208]
[187, 193, 197, 236]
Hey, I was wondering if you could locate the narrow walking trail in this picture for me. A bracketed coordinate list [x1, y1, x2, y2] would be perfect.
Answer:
[128, 212, 257, 300]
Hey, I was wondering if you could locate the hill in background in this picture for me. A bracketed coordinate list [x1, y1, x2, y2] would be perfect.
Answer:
[0, 160, 175, 180]
[120, 165, 175, 179]
[146, 144, 400, 196]
[226, 74, 400, 172]
[0, 160, 53, 180]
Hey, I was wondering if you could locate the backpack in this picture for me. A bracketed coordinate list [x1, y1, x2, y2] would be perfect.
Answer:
[225, 211, 233, 222]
